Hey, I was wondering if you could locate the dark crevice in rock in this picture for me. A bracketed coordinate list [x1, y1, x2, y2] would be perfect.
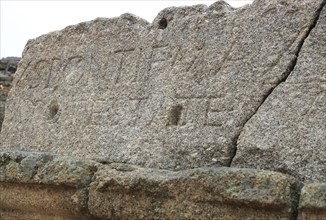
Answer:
[291, 181, 304, 220]
[226, 138, 238, 167]
[78, 188, 92, 215]
[229, 1, 326, 168]
[98, 160, 112, 165]
[83, 166, 101, 219]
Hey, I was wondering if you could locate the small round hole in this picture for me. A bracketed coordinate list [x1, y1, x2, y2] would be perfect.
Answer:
[158, 18, 168, 29]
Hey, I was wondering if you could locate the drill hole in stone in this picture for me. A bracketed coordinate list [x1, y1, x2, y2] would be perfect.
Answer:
[49, 101, 59, 120]
[158, 18, 168, 29]
[167, 105, 183, 126]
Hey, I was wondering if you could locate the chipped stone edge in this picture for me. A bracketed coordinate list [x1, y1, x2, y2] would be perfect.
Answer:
[298, 183, 326, 220]
[0, 151, 325, 219]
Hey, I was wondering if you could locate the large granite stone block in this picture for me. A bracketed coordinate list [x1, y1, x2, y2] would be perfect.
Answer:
[0, 0, 324, 171]
[88, 165, 299, 219]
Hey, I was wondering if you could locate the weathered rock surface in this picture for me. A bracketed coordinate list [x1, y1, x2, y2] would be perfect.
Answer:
[0, 151, 99, 220]
[1, 1, 326, 218]
[298, 183, 326, 220]
[89, 164, 300, 220]
[0, 90, 8, 131]
[0, 57, 20, 77]
[0, 57, 20, 87]
[0, 151, 301, 220]
[0, 57, 20, 132]
[0, 0, 325, 171]
[232, 3, 326, 183]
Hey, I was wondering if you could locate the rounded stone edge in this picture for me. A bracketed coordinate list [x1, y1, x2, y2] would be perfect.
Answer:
[299, 183, 326, 209]
[88, 165, 300, 219]
[0, 151, 100, 188]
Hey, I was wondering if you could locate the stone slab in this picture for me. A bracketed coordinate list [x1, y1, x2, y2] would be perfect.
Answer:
[0, 151, 302, 220]
[0, 151, 100, 219]
[88, 164, 299, 220]
[0, 0, 324, 169]
[232, 3, 326, 183]
[0, 183, 92, 220]
[298, 183, 326, 220]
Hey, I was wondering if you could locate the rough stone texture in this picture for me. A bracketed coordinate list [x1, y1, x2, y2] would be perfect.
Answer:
[0, 89, 8, 131]
[298, 183, 326, 220]
[0, 151, 99, 219]
[1, 1, 326, 218]
[0, 183, 92, 220]
[0, 57, 20, 79]
[232, 3, 326, 183]
[1, 0, 324, 170]
[0, 57, 20, 132]
[0, 57, 20, 88]
[89, 165, 299, 219]
[0, 151, 302, 219]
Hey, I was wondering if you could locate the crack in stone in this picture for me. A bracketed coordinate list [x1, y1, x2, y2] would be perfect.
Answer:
[229, 1, 326, 169]
[291, 181, 304, 220]
[228, 2, 326, 219]
[83, 178, 101, 219]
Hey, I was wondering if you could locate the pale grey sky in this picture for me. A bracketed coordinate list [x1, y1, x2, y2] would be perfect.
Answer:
[0, 1, 253, 58]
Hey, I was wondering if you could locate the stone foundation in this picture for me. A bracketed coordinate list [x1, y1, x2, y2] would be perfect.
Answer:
[0, 151, 325, 220]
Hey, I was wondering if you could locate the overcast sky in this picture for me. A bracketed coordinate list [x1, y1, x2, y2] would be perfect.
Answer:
[0, 1, 253, 58]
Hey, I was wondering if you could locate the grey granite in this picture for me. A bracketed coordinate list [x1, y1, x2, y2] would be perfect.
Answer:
[0, 0, 324, 172]
[232, 3, 326, 183]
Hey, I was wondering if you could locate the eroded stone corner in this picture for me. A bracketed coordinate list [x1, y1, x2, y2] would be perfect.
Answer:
[0, 151, 100, 219]
[298, 183, 326, 220]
